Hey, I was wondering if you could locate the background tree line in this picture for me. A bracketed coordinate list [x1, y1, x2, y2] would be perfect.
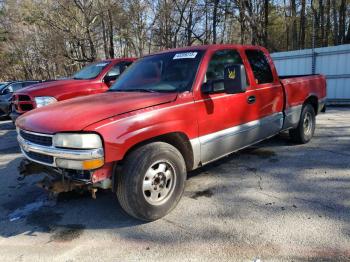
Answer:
[0, 0, 349, 80]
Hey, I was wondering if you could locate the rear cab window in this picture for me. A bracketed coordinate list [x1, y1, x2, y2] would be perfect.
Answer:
[245, 49, 274, 85]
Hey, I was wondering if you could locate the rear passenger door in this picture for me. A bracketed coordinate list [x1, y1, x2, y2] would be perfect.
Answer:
[244, 49, 284, 139]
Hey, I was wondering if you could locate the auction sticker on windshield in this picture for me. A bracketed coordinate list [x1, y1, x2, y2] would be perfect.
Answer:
[173, 52, 198, 59]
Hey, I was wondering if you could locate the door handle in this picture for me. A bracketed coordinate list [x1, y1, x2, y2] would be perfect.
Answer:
[247, 95, 256, 104]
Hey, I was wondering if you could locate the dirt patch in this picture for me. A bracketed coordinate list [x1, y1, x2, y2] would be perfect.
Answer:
[191, 189, 214, 199]
[26, 209, 63, 232]
[50, 224, 85, 242]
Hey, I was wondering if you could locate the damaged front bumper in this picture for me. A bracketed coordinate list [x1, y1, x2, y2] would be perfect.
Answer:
[16, 129, 114, 196]
[18, 159, 89, 194]
[18, 159, 113, 197]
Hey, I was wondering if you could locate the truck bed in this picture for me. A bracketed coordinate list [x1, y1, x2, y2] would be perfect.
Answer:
[280, 74, 327, 110]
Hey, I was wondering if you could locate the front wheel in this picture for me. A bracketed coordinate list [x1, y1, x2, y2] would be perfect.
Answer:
[116, 142, 186, 221]
[289, 104, 316, 144]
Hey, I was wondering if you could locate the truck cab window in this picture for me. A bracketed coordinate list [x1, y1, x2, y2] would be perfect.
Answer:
[107, 65, 121, 77]
[245, 50, 274, 84]
[205, 50, 243, 92]
[107, 62, 133, 78]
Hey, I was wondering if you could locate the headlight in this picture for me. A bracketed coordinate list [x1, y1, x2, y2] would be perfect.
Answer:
[53, 133, 103, 149]
[34, 96, 57, 108]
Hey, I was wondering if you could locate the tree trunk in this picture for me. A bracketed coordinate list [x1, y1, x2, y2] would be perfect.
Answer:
[204, 0, 209, 44]
[101, 12, 109, 59]
[264, 0, 269, 47]
[107, 9, 114, 58]
[299, 0, 306, 49]
[291, 0, 297, 49]
[239, 0, 245, 44]
[244, 0, 257, 45]
[311, 0, 320, 48]
[212, 0, 219, 44]
[332, 1, 339, 45]
[319, 0, 325, 46]
[187, 5, 193, 46]
[324, 0, 330, 46]
[339, 0, 346, 43]
[346, 19, 350, 44]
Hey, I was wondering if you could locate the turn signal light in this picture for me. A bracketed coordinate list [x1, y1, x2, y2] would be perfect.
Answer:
[56, 158, 104, 170]
[82, 158, 104, 170]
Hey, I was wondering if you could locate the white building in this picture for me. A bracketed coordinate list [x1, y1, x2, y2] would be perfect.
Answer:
[271, 44, 350, 104]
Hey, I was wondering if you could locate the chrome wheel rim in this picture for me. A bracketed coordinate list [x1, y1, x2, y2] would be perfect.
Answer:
[303, 112, 313, 136]
[142, 161, 176, 205]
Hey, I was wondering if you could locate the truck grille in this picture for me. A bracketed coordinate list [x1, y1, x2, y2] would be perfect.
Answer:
[26, 151, 54, 164]
[18, 95, 31, 101]
[12, 94, 35, 113]
[20, 130, 53, 146]
[19, 104, 34, 111]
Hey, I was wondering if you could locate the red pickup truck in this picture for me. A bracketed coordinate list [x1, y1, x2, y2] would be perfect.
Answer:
[11, 58, 135, 121]
[16, 45, 326, 221]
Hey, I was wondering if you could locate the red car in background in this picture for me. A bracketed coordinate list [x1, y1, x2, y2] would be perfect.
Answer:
[11, 58, 136, 122]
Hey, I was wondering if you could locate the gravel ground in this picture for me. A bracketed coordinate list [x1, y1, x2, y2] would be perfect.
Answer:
[0, 108, 349, 262]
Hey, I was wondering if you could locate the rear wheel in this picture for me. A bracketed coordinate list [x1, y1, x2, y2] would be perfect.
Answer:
[116, 142, 186, 221]
[289, 104, 316, 144]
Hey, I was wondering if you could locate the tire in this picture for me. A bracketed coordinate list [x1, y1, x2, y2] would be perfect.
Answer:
[289, 103, 316, 144]
[116, 142, 186, 221]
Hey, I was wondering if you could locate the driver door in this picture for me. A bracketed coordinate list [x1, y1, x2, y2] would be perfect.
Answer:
[195, 49, 260, 164]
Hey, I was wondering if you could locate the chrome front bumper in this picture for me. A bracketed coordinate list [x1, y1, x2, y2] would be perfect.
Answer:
[17, 131, 104, 168]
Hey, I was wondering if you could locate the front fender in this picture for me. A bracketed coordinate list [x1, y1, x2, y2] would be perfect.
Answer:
[85, 101, 198, 163]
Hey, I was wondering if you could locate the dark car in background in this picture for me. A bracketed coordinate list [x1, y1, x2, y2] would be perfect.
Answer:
[0, 81, 41, 119]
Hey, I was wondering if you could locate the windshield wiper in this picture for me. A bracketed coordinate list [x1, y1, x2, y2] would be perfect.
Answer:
[128, 89, 160, 93]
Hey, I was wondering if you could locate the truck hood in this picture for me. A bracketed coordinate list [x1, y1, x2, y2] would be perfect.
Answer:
[16, 91, 177, 134]
[16, 79, 94, 98]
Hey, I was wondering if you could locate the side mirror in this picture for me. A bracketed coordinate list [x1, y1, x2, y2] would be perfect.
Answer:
[104, 74, 119, 83]
[223, 64, 247, 94]
[201, 79, 226, 94]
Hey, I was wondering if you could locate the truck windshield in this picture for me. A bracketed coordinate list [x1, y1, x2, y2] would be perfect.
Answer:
[109, 51, 204, 92]
[73, 62, 111, 80]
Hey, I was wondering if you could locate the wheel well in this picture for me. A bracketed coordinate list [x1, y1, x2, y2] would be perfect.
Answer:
[304, 96, 318, 115]
[122, 132, 194, 171]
